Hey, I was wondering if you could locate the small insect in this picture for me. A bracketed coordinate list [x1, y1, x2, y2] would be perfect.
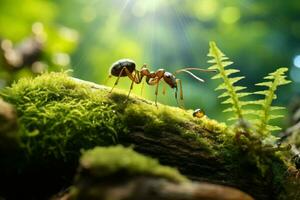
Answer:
[193, 108, 205, 118]
[107, 58, 215, 107]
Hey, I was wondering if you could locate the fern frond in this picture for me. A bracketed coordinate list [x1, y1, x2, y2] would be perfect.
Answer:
[237, 93, 252, 98]
[228, 116, 239, 121]
[253, 67, 291, 136]
[270, 106, 285, 111]
[234, 86, 247, 92]
[266, 125, 282, 132]
[215, 83, 227, 91]
[208, 42, 251, 122]
[218, 92, 230, 98]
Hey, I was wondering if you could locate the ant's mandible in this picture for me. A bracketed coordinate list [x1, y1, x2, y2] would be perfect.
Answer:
[107, 58, 215, 107]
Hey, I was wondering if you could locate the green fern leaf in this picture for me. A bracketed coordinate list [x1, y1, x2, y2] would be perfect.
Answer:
[266, 125, 282, 132]
[211, 74, 223, 80]
[215, 83, 227, 91]
[223, 107, 235, 113]
[222, 61, 234, 68]
[222, 98, 234, 104]
[228, 116, 239, 121]
[249, 100, 265, 105]
[229, 77, 245, 84]
[253, 91, 268, 96]
[237, 93, 252, 98]
[234, 86, 247, 92]
[207, 41, 252, 122]
[268, 115, 284, 120]
[218, 92, 230, 98]
[240, 101, 254, 106]
[254, 67, 291, 136]
[270, 106, 285, 111]
[243, 110, 260, 115]
[255, 82, 273, 87]
[225, 69, 240, 76]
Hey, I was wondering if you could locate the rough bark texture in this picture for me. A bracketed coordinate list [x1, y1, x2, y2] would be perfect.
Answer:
[120, 127, 274, 200]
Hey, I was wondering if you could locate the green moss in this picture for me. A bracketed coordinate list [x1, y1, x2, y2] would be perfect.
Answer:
[79, 145, 188, 183]
[0, 72, 293, 200]
[121, 100, 228, 156]
[0, 72, 127, 161]
[0, 72, 228, 163]
[122, 100, 227, 139]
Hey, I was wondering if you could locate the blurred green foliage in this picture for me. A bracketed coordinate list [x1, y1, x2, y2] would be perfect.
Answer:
[0, 0, 78, 85]
[0, 0, 299, 122]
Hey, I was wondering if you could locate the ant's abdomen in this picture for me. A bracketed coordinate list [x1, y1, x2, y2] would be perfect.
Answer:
[110, 59, 136, 77]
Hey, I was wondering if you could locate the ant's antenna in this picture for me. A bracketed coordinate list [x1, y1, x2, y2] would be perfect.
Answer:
[175, 70, 205, 82]
[178, 67, 217, 73]
[174, 68, 216, 83]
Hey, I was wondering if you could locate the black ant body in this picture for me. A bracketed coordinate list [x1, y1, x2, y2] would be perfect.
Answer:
[108, 58, 215, 107]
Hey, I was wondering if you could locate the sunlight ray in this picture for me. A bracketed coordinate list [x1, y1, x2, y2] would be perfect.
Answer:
[120, 0, 131, 12]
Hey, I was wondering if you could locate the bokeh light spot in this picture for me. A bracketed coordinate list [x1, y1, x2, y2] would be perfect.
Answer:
[293, 55, 300, 68]
[59, 27, 79, 43]
[221, 6, 241, 24]
[1, 39, 13, 50]
[32, 61, 48, 74]
[194, 0, 218, 21]
[52, 53, 70, 66]
[32, 22, 44, 36]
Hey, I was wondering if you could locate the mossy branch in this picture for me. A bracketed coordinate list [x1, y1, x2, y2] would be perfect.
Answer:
[0, 72, 296, 200]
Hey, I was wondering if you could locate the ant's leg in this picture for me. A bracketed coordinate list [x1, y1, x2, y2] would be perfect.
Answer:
[154, 81, 161, 107]
[174, 86, 179, 107]
[110, 67, 126, 93]
[123, 68, 141, 83]
[125, 71, 137, 101]
[139, 64, 148, 96]
[176, 79, 185, 108]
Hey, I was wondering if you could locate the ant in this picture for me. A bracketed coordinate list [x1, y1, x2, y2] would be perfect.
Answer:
[107, 58, 216, 107]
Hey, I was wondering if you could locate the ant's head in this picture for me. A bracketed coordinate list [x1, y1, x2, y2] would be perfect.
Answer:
[163, 72, 177, 89]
